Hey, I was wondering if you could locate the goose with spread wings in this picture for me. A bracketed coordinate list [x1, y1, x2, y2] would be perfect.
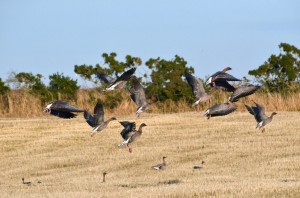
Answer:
[129, 76, 151, 116]
[245, 101, 277, 133]
[206, 67, 241, 92]
[118, 121, 147, 153]
[43, 100, 84, 119]
[228, 84, 261, 102]
[185, 71, 212, 107]
[84, 101, 117, 137]
[203, 102, 237, 119]
[104, 67, 136, 91]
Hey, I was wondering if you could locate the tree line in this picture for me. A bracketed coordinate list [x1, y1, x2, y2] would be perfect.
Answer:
[0, 43, 299, 108]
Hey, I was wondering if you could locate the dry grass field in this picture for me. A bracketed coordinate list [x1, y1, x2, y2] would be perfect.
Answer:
[0, 111, 300, 197]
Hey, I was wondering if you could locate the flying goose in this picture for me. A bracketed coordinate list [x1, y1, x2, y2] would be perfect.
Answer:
[129, 76, 151, 116]
[151, 156, 167, 170]
[245, 101, 277, 133]
[97, 72, 116, 85]
[185, 72, 212, 107]
[203, 102, 237, 119]
[104, 67, 136, 91]
[118, 121, 147, 153]
[206, 67, 241, 92]
[228, 85, 261, 102]
[84, 101, 117, 137]
[43, 100, 84, 119]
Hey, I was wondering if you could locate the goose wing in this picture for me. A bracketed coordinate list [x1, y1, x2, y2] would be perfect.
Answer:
[129, 76, 147, 106]
[185, 72, 206, 99]
[229, 85, 260, 102]
[108, 68, 136, 89]
[254, 101, 268, 122]
[93, 102, 105, 125]
[50, 110, 77, 119]
[97, 73, 115, 84]
[84, 110, 94, 127]
[207, 103, 237, 117]
[51, 100, 84, 112]
[212, 80, 236, 92]
[213, 73, 241, 82]
[120, 121, 136, 139]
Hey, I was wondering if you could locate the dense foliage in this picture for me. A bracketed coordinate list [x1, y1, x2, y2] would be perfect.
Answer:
[0, 78, 10, 95]
[249, 43, 300, 93]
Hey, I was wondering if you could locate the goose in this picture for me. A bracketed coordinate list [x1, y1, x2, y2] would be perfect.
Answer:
[129, 76, 151, 116]
[206, 67, 241, 91]
[43, 100, 84, 119]
[104, 67, 136, 91]
[84, 101, 117, 137]
[245, 101, 277, 133]
[118, 121, 147, 153]
[97, 72, 115, 85]
[22, 178, 31, 186]
[203, 102, 237, 119]
[228, 85, 261, 102]
[102, 172, 107, 183]
[185, 72, 212, 107]
[193, 161, 205, 170]
[151, 156, 167, 170]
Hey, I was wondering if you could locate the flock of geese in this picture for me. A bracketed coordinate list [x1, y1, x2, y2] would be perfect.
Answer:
[40, 66, 277, 182]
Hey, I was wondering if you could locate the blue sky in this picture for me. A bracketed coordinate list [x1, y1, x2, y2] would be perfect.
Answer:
[1, 0, 299, 87]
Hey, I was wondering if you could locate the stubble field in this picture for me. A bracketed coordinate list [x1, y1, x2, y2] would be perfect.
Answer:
[0, 111, 300, 197]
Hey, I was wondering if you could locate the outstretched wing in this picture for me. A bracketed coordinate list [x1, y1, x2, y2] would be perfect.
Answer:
[212, 80, 236, 92]
[50, 110, 77, 119]
[93, 102, 105, 125]
[51, 100, 84, 112]
[185, 72, 206, 99]
[213, 73, 241, 82]
[97, 73, 115, 84]
[209, 103, 237, 117]
[129, 76, 147, 106]
[106, 68, 136, 90]
[84, 110, 94, 127]
[229, 85, 260, 102]
[120, 121, 136, 139]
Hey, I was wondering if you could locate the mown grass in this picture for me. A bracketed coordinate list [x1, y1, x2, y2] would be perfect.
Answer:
[0, 111, 299, 197]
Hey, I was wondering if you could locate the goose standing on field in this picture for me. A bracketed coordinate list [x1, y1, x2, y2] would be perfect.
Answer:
[102, 172, 107, 183]
[228, 85, 261, 102]
[118, 121, 147, 153]
[104, 67, 136, 91]
[151, 156, 167, 170]
[84, 101, 117, 137]
[129, 76, 151, 116]
[43, 100, 84, 119]
[185, 72, 212, 107]
[245, 101, 277, 133]
[22, 178, 31, 186]
[206, 67, 241, 92]
[203, 102, 237, 119]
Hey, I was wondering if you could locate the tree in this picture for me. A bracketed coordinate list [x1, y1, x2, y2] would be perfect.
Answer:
[48, 73, 79, 100]
[0, 78, 10, 95]
[145, 55, 194, 102]
[248, 43, 300, 92]
[74, 52, 142, 85]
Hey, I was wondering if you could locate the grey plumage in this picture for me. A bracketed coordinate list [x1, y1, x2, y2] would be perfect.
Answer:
[185, 72, 212, 107]
[151, 156, 167, 170]
[84, 101, 117, 137]
[43, 100, 84, 119]
[229, 85, 261, 102]
[105, 68, 136, 91]
[245, 101, 277, 132]
[203, 102, 237, 119]
[129, 76, 151, 116]
[118, 121, 147, 153]
[97, 72, 115, 85]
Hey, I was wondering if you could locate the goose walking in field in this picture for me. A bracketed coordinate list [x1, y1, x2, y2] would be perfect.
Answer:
[245, 101, 277, 133]
[228, 85, 261, 102]
[193, 161, 205, 170]
[203, 102, 237, 119]
[129, 76, 151, 116]
[43, 100, 84, 119]
[118, 121, 147, 153]
[22, 178, 32, 186]
[185, 72, 212, 107]
[206, 67, 241, 92]
[151, 156, 167, 170]
[104, 67, 136, 91]
[84, 101, 117, 137]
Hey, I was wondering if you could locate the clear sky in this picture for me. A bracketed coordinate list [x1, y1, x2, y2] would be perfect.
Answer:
[1, 0, 299, 87]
